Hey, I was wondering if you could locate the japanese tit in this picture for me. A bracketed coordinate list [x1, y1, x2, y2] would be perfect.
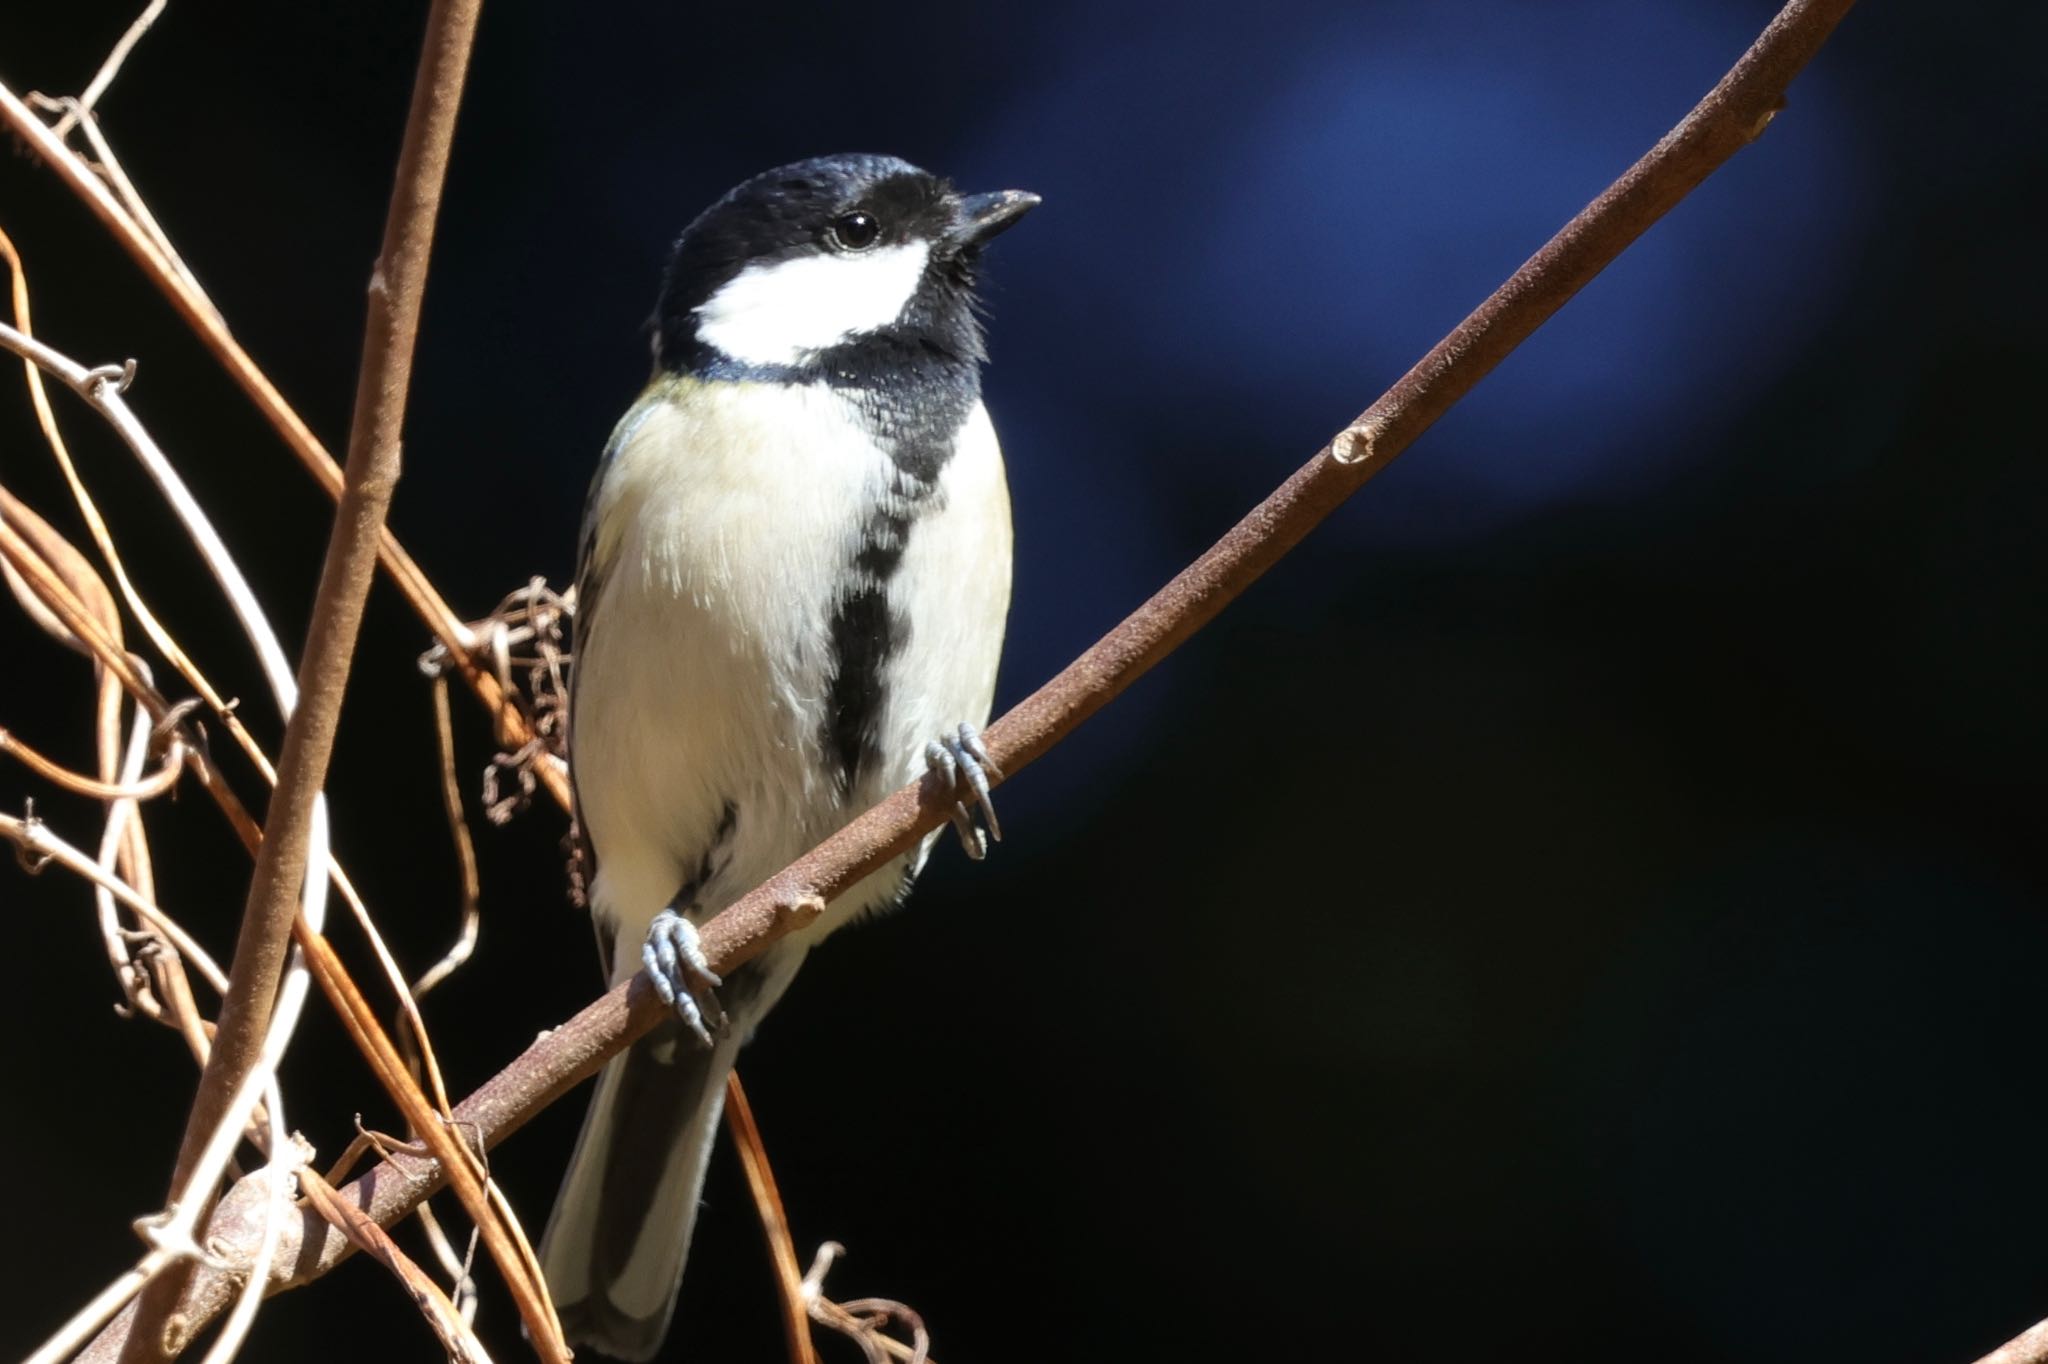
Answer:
[538, 153, 1035, 1359]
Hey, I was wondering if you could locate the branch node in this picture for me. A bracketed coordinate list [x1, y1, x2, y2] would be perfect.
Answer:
[84, 358, 138, 394]
[1746, 97, 1787, 142]
[799, 1242, 845, 1304]
[802, 1242, 932, 1364]
[11, 800, 51, 874]
[1329, 420, 1383, 467]
[783, 895, 827, 929]
[132, 1209, 234, 1274]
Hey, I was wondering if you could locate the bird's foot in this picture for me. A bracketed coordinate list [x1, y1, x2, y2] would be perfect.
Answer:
[641, 909, 726, 1047]
[924, 722, 1003, 860]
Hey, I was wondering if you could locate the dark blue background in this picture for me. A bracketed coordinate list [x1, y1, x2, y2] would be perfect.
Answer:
[4, 1, 2045, 1360]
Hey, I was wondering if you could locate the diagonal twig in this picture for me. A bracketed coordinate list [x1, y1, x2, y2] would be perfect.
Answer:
[1973, 1318, 2048, 1364]
[50, 0, 168, 137]
[298, 1169, 493, 1364]
[726, 1073, 824, 1364]
[119, 1, 505, 1359]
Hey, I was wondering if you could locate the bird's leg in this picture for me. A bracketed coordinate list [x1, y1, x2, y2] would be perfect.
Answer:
[924, 722, 1003, 860]
[642, 909, 726, 1047]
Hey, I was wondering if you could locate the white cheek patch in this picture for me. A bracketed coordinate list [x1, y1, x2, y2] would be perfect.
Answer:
[693, 242, 931, 368]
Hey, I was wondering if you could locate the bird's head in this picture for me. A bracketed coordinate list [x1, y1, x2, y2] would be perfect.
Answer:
[654, 153, 1037, 375]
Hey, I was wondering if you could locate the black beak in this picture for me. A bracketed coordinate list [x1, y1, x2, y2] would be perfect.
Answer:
[949, 189, 1041, 248]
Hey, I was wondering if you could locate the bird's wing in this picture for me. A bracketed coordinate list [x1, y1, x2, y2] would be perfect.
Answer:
[567, 384, 669, 967]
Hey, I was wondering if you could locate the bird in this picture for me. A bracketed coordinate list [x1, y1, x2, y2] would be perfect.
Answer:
[538, 153, 1036, 1359]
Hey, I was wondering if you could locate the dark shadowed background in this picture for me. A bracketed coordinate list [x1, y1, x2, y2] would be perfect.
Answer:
[3, 1, 2045, 1360]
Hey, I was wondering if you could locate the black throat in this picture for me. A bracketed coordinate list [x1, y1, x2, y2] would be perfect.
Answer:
[805, 334, 980, 790]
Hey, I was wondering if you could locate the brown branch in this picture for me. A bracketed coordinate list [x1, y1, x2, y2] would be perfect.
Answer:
[416, 675, 484, 1000]
[0, 490, 285, 935]
[0, 488, 129, 669]
[0, 513, 172, 731]
[71, 0, 1860, 1355]
[298, 1169, 491, 1364]
[0, 723, 184, 800]
[1974, 1319, 2048, 1364]
[290, 918, 564, 1359]
[120, 2, 485, 1359]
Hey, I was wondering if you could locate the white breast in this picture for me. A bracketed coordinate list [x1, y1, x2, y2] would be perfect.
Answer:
[572, 376, 1011, 977]
[873, 403, 1012, 782]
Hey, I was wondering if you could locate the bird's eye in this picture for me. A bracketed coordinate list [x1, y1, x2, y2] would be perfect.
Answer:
[828, 211, 881, 251]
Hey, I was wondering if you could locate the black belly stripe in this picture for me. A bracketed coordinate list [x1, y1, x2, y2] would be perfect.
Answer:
[662, 325, 985, 791]
[823, 494, 923, 786]
[813, 335, 979, 789]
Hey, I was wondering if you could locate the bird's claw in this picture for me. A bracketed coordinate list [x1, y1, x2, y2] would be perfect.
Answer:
[924, 722, 1003, 860]
[641, 909, 725, 1047]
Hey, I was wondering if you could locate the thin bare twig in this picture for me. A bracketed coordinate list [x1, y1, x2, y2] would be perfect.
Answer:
[0, 723, 184, 799]
[411, 1200, 483, 1331]
[299, 1170, 493, 1364]
[0, 515, 178, 744]
[0, 232, 275, 789]
[18, 1006, 298, 1364]
[63, 3, 1861, 1358]
[123, 2, 492, 1358]
[0, 298, 485, 1364]
[726, 1074, 824, 1364]
[0, 389, 517, 1361]
[802, 1244, 932, 1364]
[5, 226, 495, 1334]
[418, 675, 484, 1000]
[380, 681, 490, 1322]
[2, 514, 317, 1364]
[0, 305, 336, 1364]
[3, 233, 180, 1044]
[49, 0, 168, 136]
[32, 99, 186, 281]
[0, 464, 198, 1045]
[27, 1, 210, 303]
[0, 810, 229, 994]
[0, 78, 573, 812]
[96, 698, 205, 1054]
[0, 477, 124, 661]
[14, 65, 568, 1340]
[0, 437, 376, 1364]
[288, 925, 553, 1358]
[421, 577, 574, 826]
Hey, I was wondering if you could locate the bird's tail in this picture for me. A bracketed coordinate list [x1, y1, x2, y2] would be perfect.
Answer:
[541, 947, 805, 1359]
[539, 1017, 742, 1361]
